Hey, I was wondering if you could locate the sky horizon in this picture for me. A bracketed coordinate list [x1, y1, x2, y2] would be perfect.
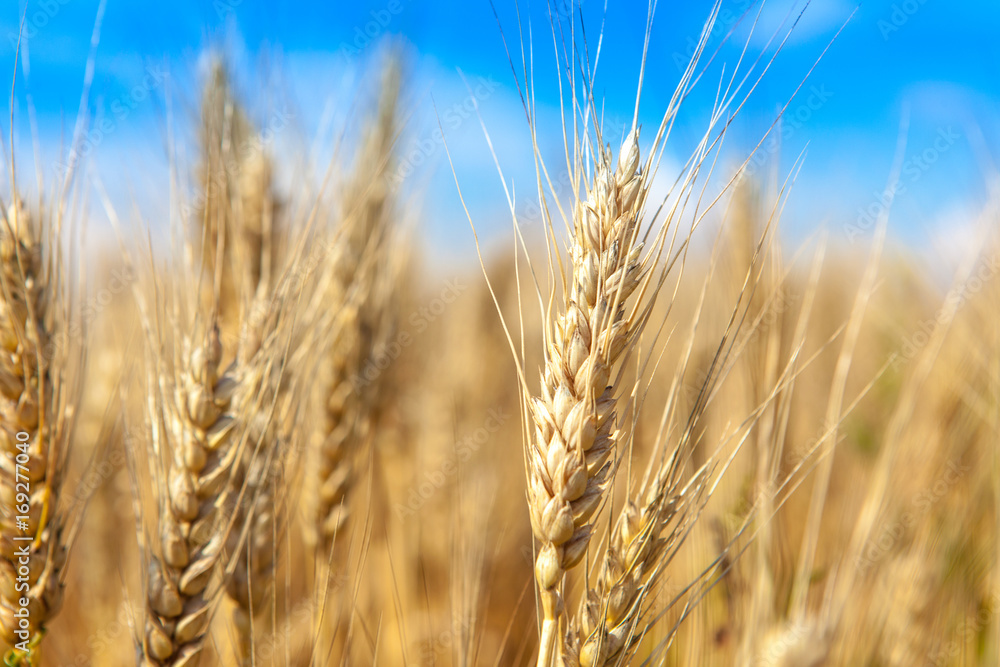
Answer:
[1, 0, 998, 268]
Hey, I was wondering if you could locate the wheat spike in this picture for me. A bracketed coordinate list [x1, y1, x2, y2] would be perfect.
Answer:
[568, 460, 712, 666]
[224, 431, 278, 663]
[529, 130, 646, 666]
[0, 201, 76, 665]
[224, 303, 303, 663]
[313, 57, 401, 556]
[141, 213, 296, 665]
[201, 74, 287, 659]
[195, 62, 275, 327]
[141, 323, 242, 667]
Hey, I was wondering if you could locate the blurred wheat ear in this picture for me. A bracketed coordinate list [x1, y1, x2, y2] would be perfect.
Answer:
[192, 59, 295, 663]
[310, 54, 403, 564]
[0, 198, 84, 666]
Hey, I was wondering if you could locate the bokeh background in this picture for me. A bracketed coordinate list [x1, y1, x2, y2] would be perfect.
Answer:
[1, 3, 999, 665]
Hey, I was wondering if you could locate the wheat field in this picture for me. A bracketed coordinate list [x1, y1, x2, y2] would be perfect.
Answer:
[0, 1, 997, 665]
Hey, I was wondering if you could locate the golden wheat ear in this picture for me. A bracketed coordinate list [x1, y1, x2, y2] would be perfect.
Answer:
[138, 91, 304, 666]
[223, 303, 307, 663]
[138, 321, 240, 666]
[191, 59, 295, 662]
[311, 53, 403, 560]
[0, 198, 84, 666]
[525, 128, 649, 666]
[193, 59, 281, 334]
[128, 197, 265, 666]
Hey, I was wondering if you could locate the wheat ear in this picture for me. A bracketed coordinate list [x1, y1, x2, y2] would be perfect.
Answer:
[142, 323, 241, 666]
[313, 58, 400, 556]
[194, 61, 282, 335]
[224, 429, 278, 663]
[0, 201, 76, 665]
[568, 460, 711, 666]
[224, 301, 303, 663]
[201, 79, 286, 660]
[529, 130, 646, 666]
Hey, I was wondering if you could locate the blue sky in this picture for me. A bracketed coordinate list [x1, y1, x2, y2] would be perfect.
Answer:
[2, 0, 999, 262]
